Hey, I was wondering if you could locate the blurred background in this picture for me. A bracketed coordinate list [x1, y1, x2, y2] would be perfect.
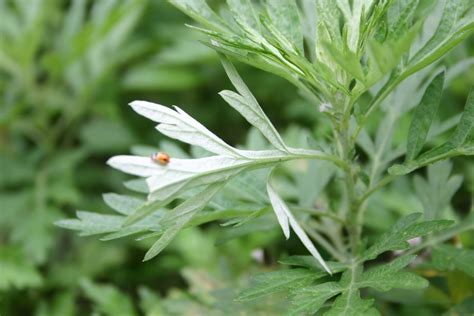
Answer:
[0, 1, 472, 315]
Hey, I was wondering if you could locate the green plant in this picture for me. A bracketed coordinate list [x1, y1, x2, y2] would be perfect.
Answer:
[59, 0, 474, 314]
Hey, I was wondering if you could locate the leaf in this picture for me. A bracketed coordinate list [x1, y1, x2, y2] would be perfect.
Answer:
[414, 161, 462, 220]
[227, 0, 260, 31]
[219, 55, 288, 151]
[358, 255, 428, 291]
[102, 193, 144, 215]
[129, 100, 241, 157]
[324, 290, 380, 316]
[265, 0, 303, 54]
[267, 181, 290, 239]
[290, 282, 343, 315]
[406, 71, 445, 161]
[389, 141, 474, 176]
[279, 256, 347, 273]
[362, 213, 454, 261]
[0, 247, 42, 290]
[432, 244, 474, 277]
[80, 279, 138, 316]
[449, 86, 474, 147]
[406, 0, 474, 76]
[143, 183, 223, 261]
[168, 0, 229, 33]
[267, 183, 331, 274]
[237, 269, 319, 301]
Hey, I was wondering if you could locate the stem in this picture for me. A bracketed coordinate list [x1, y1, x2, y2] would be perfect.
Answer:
[335, 97, 361, 256]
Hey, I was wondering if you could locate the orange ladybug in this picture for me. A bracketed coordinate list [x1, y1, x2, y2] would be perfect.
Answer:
[151, 152, 170, 165]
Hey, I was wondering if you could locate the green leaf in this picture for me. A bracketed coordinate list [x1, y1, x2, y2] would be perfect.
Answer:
[0, 247, 42, 290]
[413, 161, 462, 220]
[324, 290, 380, 316]
[227, 0, 260, 31]
[102, 193, 144, 215]
[362, 213, 454, 261]
[265, 0, 303, 54]
[143, 183, 223, 261]
[406, 0, 474, 76]
[449, 86, 474, 147]
[237, 268, 319, 301]
[80, 279, 138, 316]
[219, 55, 288, 152]
[358, 255, 428, 291]
[406, 71, 445, 161]
[168, 0, 229, 33]
[389, 141, 474, 176]
[432, 244, 474, 277]
[290, 282, 343, 315]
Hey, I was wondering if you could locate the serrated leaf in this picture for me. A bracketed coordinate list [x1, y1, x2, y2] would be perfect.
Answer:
[290, 282, 343, 315]
[358, 255, 428, 291]
[237, 268, 319, 301]
[267, 183, 331, 274]
[432, 244, 474, 277]
[129, 100, 241, 157]
[362, 213, 454, 261]
[324, 290, 380, 316]
[406, 71, 445, 161]
[219, 56, 288, 152]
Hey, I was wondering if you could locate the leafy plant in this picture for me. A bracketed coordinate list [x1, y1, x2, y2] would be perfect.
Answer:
[59, 0, 473, 314]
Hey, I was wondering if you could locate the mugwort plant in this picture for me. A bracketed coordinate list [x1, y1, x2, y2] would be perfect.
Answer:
[59, 0, 474, 314]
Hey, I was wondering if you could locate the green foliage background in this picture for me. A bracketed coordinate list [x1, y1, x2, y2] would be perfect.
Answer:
[0, 0, 472, 315]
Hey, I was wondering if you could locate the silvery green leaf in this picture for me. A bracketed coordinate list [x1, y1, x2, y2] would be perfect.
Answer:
[407, 0, 474, 76]
[449, 86, 474, 147]
[406, 71, 445, 161]
[129, 100, 241, 157]
[219, 56, 288, 152]
[267, 183, 331, 274]
[102, 193, 144, 215]
[143, 183, 223, 261]
[265, 0, 303, 55]
[226, 0, 259, 31]
[267, 182, 290, 239]
[168, 0, 229, 33]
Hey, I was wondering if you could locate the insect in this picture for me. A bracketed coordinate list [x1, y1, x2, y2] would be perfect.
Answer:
[151, 152, 170, 165]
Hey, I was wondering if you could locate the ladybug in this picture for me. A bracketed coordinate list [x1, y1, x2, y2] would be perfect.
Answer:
[151, 152, 170, 165]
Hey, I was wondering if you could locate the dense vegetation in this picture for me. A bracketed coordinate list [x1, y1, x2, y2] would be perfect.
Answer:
[1, 0, 473, 315]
